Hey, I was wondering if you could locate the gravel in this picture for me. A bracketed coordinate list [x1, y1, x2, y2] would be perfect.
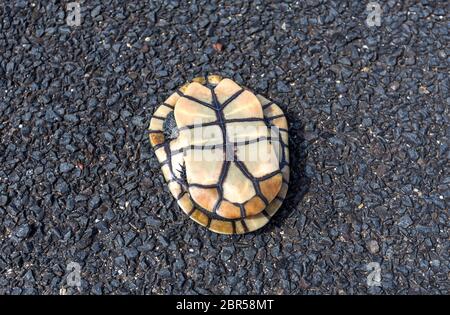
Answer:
[398, 214, 414, 228]
[0, 1, 449, 295]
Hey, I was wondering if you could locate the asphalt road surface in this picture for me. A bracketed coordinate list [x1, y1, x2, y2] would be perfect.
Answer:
[0, 0, 448, 294]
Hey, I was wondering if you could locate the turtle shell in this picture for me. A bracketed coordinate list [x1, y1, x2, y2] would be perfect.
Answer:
[149, 75, 290, 234]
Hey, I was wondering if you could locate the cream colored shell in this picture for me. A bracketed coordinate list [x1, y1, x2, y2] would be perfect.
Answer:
[149, 75, 290, 234]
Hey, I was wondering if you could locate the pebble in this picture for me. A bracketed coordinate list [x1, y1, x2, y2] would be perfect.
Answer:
[88, 195, 102, 210]
[0, 0, 447, 296]
[389, 81, 400, 91]
[124, 248, 139, 260]
[276, 81, 291, 93]
[367, 240, 380, 254]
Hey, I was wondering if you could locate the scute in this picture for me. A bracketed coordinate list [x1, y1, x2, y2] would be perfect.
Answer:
[175, 82, 216, 127]
[185, 82, 212, 103]
[222, 163, 256, 204]
[178, 193, 193, 215]
[214, 78, 242, 104]
[190, 209, 209, 226]
[189, 187, 219, 212]
[259, 173, 283, 203]
[184, 150, 223, 185]
[209, 219, 234, 234]
[222, 90, 263, 119]
[149, 132, 164, 146]
[236, 140, 279, 178]
[174, 97, 217, 126]
[244, 196, 266, 216]
[216, 200, 241, 219]
[179, 125, 223, 146]
[244, 213, 269, 231]
[226, 121, 267, 142]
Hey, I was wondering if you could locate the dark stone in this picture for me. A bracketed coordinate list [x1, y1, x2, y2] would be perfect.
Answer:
[398, 215, 413, 228]
[0, 195, 8, 206]
[88, 195, 102, 210]
[124, 248, 139, 260]
[276, 81, 291, 93]
[55, 180, 69, 194]
[367, 240, 380, 254]
[15, 224, 31, 239]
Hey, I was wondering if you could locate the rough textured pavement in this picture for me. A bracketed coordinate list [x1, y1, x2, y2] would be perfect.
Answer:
[0, 1, 448, 294]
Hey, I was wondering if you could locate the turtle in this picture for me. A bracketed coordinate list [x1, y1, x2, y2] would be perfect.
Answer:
[149, 75, 289, 234]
